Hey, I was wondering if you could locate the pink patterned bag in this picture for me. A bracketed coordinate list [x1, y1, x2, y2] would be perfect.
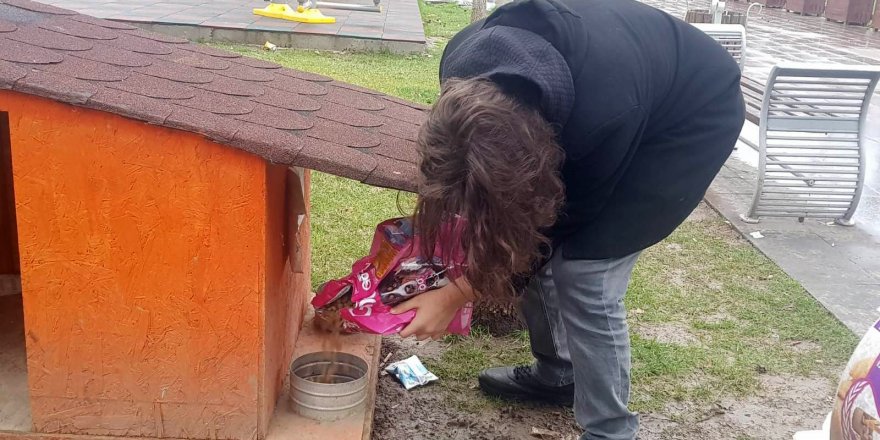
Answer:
[312, 217, 473, 336]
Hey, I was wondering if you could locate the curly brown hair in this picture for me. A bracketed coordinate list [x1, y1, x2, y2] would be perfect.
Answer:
[414, 77, 565, 300]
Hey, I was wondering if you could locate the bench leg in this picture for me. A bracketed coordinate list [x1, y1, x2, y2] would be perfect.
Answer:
[739, 213, 760, 224]
[835, 217, 856, 227]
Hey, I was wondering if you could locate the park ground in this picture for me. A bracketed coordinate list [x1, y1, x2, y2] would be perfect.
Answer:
[219, 3, 860, 438]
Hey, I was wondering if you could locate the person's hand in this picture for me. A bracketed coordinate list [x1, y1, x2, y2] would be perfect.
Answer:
[392, 280, 473, 341]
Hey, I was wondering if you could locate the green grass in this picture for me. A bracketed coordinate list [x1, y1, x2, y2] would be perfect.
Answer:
[221, 1, 858, 416]
[214, 1, 469, 105]
[622, 218, 858, 412]
[309, 172, 415, 288]
[419, 0, 471, 39]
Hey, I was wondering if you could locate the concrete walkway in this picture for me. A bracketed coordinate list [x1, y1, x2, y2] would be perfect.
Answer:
[642, 0, 880, 334]
[45, 0, 426, 53]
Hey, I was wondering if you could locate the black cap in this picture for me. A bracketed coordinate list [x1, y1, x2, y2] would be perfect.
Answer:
[440, 25, 575, 126]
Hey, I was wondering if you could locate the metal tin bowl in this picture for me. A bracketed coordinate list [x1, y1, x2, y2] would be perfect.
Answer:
[289, 351, 368, 421]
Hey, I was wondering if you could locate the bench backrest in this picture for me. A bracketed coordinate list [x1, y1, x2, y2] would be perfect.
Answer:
[691, 23, 747, 71]
[746, 64, 880, 224]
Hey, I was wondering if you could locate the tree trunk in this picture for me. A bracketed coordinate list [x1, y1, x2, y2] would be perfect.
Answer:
[471, 0, 488, 22]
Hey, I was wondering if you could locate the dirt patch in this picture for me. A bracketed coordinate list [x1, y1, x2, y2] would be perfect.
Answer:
[685, 203, 744, 245]
[666, 268, 689, 288]
[471, 302, 527, 337]
[636, 323, 700, 346]
[788, 340, 822, 354]
[699, 311, 737, 325]
[373, 339, 837, 440]
[686, 203, 717, 223]
[372, 338, 580, 440]
[665, 243, 684, 252]
[646, 375, 834, 440]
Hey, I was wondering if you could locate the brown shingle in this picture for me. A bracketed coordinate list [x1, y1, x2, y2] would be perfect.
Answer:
[294, 138, 378, 182]
[176, 89, 254, 115]
[123, 27, 187, 44]
[373, 135, 420, 163]
[69, 14, 137, 30]
[0, 20, 16, 32]
[105, 33, 173, 55]
[235, 104, 313, 130]
[16, 69, 98, 104]
[0, 1, 427, 192]
[231, 56, 281, 70]
[88, 88, 174, 124]
[324, 86, 385, 111]
[194, 75, 264, 97]
[0, 37, 63, 64]
[71, 45, 153, 67]
[2, 0, 75, 15]
[231, 122, 303, 164]
[315, 102, 385, 128]
[307, 119, 381, 148]
[378, 120, 420, 142]
[0, 59, 27, 87]
[376, 99, 427, 125]
[43, 56, 129, 82]
[160, 49, 230, 70]
[381, 94, 430, 111]
[217, 62, 275, 82]
[39, 17, 117, 40]
[331, 81, 385, 96]
[7, 24, 93, 51]
[251, 88, 321, 112]
[107, 73, 195, 99]
[277, 69, 332, 83]
[362, 156, 417, 191]
[272, 74, 327, 96]
[166, 107, 241, 143]
[136, 60, 214, 84]
[177, 43, 240, 58]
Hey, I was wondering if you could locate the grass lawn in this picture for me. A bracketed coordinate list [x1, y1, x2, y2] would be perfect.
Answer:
[220, 0, 858, 426]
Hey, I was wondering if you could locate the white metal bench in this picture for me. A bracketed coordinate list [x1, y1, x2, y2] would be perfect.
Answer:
[739, 64, 880, 226]
[691, 23, 747, 71]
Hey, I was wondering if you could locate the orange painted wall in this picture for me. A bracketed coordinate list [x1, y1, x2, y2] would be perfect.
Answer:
[0, 91, 311, 439]
[0, 111, 20, 275]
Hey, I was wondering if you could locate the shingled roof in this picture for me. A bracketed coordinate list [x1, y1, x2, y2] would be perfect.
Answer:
[0, 0, 427, 192]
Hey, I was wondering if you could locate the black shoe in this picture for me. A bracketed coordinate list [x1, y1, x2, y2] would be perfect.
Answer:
[478, 365, 574, 406]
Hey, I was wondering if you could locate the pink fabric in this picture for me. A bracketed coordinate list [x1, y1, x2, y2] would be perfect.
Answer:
[312, 217, 472, 335]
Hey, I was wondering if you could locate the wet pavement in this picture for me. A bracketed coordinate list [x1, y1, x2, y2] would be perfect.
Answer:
[642, 0, 880, 334]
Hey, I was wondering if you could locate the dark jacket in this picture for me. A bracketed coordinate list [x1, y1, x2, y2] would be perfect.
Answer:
[440, 0, 745, 259]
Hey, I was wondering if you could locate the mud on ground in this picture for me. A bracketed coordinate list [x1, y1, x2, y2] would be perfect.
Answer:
[372, 337, 835, 440]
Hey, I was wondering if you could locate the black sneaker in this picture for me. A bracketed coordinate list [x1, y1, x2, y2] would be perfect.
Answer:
[478, 365, 574, 407]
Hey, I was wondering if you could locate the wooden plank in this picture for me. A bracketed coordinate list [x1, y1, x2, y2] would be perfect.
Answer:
[0, 294, 31, 432]
[0, 112, 20, 275]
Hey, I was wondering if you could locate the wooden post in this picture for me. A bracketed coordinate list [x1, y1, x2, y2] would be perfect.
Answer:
[825, 0, 874, 24]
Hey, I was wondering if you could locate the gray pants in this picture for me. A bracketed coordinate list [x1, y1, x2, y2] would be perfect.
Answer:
[522, 250, 641, 440]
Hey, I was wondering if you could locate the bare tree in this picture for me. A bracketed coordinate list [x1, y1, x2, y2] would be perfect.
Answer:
[471, 0, 488, 22]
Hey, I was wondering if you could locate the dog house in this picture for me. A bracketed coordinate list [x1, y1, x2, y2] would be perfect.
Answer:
[0, 0, 423, 439]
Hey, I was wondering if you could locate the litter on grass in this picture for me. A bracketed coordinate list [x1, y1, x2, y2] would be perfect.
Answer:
[385, 355, 438, 390]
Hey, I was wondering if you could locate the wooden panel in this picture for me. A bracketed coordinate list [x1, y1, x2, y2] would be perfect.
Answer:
[1, 90, 268, 439]
[0, 112, 20, 275]
[259, 165, 311, 433]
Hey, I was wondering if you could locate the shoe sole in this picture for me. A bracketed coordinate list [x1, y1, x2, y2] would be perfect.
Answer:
[478, 376, 574, 407]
